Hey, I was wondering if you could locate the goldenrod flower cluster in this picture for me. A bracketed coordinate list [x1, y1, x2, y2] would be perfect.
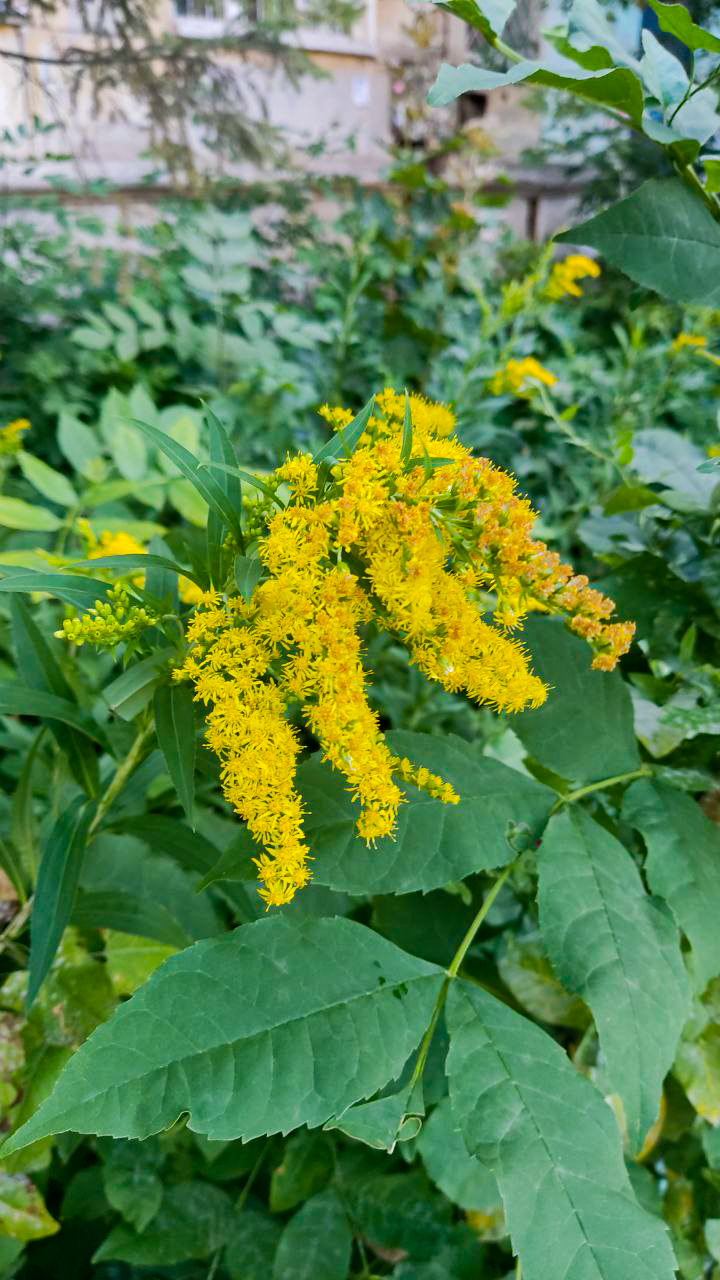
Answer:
[544, 254, 601, 300]
[489, 357, 557, 398]
[0, 419, 30, 457]
[175, 388, 633, 908]
[55, 585, 157, 649]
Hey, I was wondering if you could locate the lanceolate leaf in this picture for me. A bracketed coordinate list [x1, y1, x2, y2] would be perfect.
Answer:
[154, 682, 196, 824]
[70, 554, 202, 586]
[557, 178, 720, 306]
[513, 617, 640, 784]
[206, 408, 240, 585]
[313, 396, 376, 465]
[0, 572, 111, 611]
[302, 731, 555, 895]
[129, 417, 241, 538]
[446, 980, 677, 1280]
[538, 808, 689, 1150]
[0, 683, 109, 748]
[10, 597, 99, 798]
[1, 917, 444, 1154]
[623, 779, 720, 990]
[28, 796, 96, 1007]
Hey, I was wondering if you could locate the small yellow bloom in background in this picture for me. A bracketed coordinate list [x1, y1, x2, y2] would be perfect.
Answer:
[707, 444, 720, 458]
[82, 525, 198, 604]
[0, 418, 30, 457]
[545, 254, 601, 300]
[489, 357, 557, 399]
[672, 332, 708, 353]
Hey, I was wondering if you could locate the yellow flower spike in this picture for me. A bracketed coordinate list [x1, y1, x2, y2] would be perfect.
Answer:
[175, 388, 633, 906]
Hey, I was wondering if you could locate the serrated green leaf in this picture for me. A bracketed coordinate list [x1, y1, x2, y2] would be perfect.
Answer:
[538, 808, 689, 1150]
[0, 498, 61, 532]
[28, 796, 95, 1007]
[273, 1189, 352, 1280]
[10, 596, 99, 798]
[0, 571, 110, 611]
[17, 452, 78, 508]
[93, 1181, 234, 1264]
[557, 178, 720, 305]
[302, 731, 554, 895]
[1, 917, 443, 1154]
[623, 780, 720, 990]
[325, 1079, 423, 1151]
[154, 682, 195, 824]
[269, 1129, 333, 1212]
[418, 1097, 504, 1218]
[513, 616, 640, 784]
[446, 980, 678, 1280]
[128, 416, 241, 537]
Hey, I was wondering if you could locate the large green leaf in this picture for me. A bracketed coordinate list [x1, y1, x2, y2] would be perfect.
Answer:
[446, 980, 677, 1280]
[429, 60, 644, 124]
[513, 617, 640, 784]
[302, 731, 554, 895]
[153, 682, 196, 824]
[538, 809, 689, 1150]
[273, 1190, 352, 1280]
[10, 596, 99, 797]
[1, 917, 443, 1154]
[28, 797, 95, 1007]
[93, 1182, 234, 1265]
[557, 178, 720, 306]
[623, 780, 720, 991]
[418, 1097, 503, 1217]
[649, 0, 720, 53]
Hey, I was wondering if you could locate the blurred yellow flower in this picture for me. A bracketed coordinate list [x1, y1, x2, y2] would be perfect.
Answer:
[489, 357, 557, 398]
[0, 419, 30, 457]
[673, 332, 708, 352]
[545, 254, 601, 300]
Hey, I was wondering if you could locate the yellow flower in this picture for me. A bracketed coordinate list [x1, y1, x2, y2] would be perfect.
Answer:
[0, 419, 30, 457]
[544, 254, 601, 300]
[672, 332, 708, 352]
[175, 387, 634, 907]
[489, 357, 557, 398]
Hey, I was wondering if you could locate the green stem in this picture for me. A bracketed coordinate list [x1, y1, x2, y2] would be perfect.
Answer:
[0, 895, 34, 960]
[408, 863, 516, 1092]
[549, 765, 652, 815]
[87, 720, 154, 839]
[235, 1136, 272, 1212]
[516, 1259, 523, 1280]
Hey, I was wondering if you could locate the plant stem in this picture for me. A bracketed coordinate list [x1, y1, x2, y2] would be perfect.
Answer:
[549, 765, 652, 815]
[516, 1259, 523, 1280]
[0, 895, 33, 959]
[87, 720, 154, 839]
[235, 1136, 272, 1212]
[408, 863, 516, 1092]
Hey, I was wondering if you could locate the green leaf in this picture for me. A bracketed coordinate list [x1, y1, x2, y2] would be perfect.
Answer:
[418, 1097, 504, 1218]
[446, 979, 678, 1280]
[513, 616, 640, 784]
[324, 1079, 423, 1151]
[28, 796, 95, 1007]
[603, 484, 663, 515]
[102, 1153, 163, 1233]
[347, 1171, 452, 1260]
[17, 452, 78, 508]
[103, 650, 174, 722]
[0, 1174, 59, 1241]
[0, 682, 108, 747]
[269, 1129, 333, 1212]
[71, 890, 191, 948]
[0, 571, 110, 611]
[70, 553, 200, 586]
[93, 1182, 234, 1265]
[113, 814, 219, 876]
[0, 497, 61, 532]
[154, 682, 196, 824]
[313, 396, 376, 465]
[1, 917, 443, 1153]
[10, 596, 99, 798]
[431, 0, 516, 42]
[128, 417, 241, 538]
[496, 933, 590, 1028]
[429, 60, 644, 125]
[302, 731, 554, 895]
[104, 932, 178, 996]
[234, 552, 265, 601]
[206, 407, 241, 587]
[623, 780, 720, 990]
[557, 178, 720, 306]
[273, 1189, 352, 1280]
[648, 0, 720, 53]
[401, 392, 413, 463]
[538, 808, 690, 1150]
[225, 1207, 281, 1280]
